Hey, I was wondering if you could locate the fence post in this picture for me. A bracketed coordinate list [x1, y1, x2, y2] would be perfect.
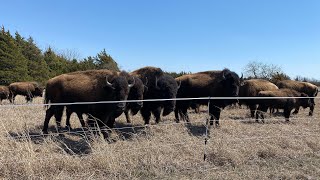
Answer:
[204, 97, 211, 161]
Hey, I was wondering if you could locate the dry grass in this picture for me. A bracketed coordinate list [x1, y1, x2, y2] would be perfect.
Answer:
[0, 95, 320, 179]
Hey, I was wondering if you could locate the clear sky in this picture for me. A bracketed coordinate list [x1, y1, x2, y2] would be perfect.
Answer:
[1, 0, 319, 79]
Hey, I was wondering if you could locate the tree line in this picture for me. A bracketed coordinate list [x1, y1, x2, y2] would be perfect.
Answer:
[0, 26, 119, 85]
[1, 26, 319, 86]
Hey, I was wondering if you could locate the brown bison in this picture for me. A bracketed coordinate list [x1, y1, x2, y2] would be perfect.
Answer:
[0, 86, 11, 104]
[256, 89, 312, 122]
[123, 76, 147, 123]
[127, 66, 180, 124]
[239, 79, 279, 118]
[9, 82, 43, 103]
[175, 69, 242, 126]
[42, 70, 134, 135]
[64, 74, 146, 128]
[276, 80, 318, 116]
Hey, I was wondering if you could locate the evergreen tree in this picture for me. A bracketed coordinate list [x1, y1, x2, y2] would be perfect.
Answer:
[0, 27, 29, 85]
[95, 49, 119, 71]
[15, 34, 49, 84]
[44, 47, 68, 77]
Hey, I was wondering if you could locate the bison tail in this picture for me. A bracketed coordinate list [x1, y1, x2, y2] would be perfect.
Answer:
[43, 89, 50, 110]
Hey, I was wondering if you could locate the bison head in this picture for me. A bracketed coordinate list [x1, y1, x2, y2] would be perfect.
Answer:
[157, 75, 180, 116]
[221, 69, 241, 97]
[127, 77, 145, 115]
[33, 87, 44, 97]
[220, 69, 241, 105]
[104, 74, 135, 115]
[299, 93, 313, 109]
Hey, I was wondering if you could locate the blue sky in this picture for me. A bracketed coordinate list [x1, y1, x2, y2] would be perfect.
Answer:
[1, 0, 319, 79]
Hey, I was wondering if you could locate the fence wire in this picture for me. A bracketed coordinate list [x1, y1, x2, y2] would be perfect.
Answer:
[0, 96, 319, 177]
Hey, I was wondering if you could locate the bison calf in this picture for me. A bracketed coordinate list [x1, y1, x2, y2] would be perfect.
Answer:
[256, 89, 312, 122]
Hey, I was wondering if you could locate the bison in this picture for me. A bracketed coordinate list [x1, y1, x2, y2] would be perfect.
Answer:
[127, 66, 180, 124]
[123, 76, 147, 123]
[256, 88, 312, 122]
[64, 73, 146, 129]
[239, 79, 279, 118]
[175, 69, 242, 126]
[0, 86, 11, 104]
[276, 80, 318, 116]
[9, 81, 43, 103]
[42, 70, 134, 135]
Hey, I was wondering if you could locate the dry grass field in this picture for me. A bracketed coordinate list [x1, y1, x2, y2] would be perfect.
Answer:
[0, 95, 320, 179]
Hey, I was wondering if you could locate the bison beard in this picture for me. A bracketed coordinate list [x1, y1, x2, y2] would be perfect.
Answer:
[175, 69, 241, 127]
[42, 70, 134, 137]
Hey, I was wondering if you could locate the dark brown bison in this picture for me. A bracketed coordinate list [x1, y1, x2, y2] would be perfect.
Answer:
[42, 70, 134, 135]
[127, 66, 180, 124]
[9, 82, 43, 103]
[175, 69, 242, 126]
[276, 80, 318, 116]
[0, 86, 11, 104]
[256, 88, 312, 122]
[239, 79, 279, 118]
[64, 73, 145, 129]
[123, 76, 147, 123]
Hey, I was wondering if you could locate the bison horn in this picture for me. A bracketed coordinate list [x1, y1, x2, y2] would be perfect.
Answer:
[155, 77, 159, 88]
[222, 71, 226, 80]
[128, 77, 135, 88]
[240, 73, 243, 80]
[177, 80, 181, 89]
[105, 75, 113, 87]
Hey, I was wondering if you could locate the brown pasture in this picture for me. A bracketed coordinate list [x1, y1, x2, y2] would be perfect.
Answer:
[0, 94, 319, 179]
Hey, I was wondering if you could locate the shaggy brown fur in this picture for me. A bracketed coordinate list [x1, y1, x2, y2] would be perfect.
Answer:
[175, 69, 241, 126]
[0, 86, 11, 103]
[129, 67, 179, 124]
[239, 79, 279, 118]
[277, 80, 318, 116]
[43, 69, 133, 135]
[9, 82, 43, 103]
[256, 88, 312, 122]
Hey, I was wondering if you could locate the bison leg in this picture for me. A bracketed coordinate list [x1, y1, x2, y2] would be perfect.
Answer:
[152, 107, 162, 123]
[65, 107, 73, 129]
[256, 105, 267, 123]
[309, 105, 314, 116]
[248, 104, 257, 118]
[292, 107, 299, 115]
[54, 106, 64, 131]
[283, 108, 291, 122]
[180, 107, 189, 122]
[140, 108, 151, 125]
[124, 109, 131, 123]
[42, 107, 55, 134]
[76, 112, 86, 128]
[209, 106, 221, 127]
[175, 108, 180, 123]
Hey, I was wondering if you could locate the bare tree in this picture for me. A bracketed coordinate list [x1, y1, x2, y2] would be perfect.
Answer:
[243, 61, 284, 80]
[59, 48, 81, 61]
